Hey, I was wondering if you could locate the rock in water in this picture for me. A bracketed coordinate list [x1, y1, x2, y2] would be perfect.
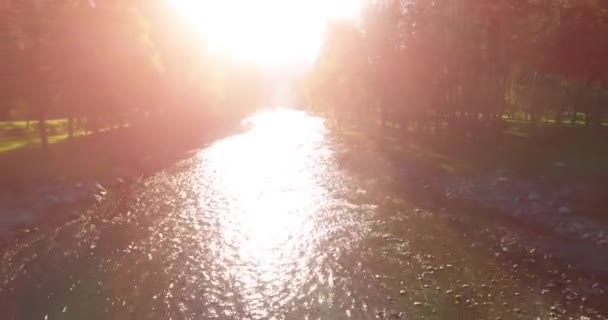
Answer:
[95, 183, 107, 195]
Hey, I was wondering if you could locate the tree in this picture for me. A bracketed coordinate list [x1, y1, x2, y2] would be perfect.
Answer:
[307, 0, 607, 137]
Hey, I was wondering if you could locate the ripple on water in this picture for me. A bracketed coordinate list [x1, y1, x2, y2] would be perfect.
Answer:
[1, 109, 605, 320]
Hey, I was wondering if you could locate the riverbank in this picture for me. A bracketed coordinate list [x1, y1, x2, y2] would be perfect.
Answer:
[331, 124, 608, 318]
[334, 124, 608, 274]
[0, 116, 242, 246]
[1, 109, 606, 319]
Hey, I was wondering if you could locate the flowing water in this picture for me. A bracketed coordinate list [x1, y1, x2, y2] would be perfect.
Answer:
[0, 109, 605, 319]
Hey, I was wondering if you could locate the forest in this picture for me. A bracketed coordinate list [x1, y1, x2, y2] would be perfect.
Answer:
[307, 0, 608, 138]
[0, 0, 268, 149]
[1, 2, 608, 318]
[1, 0, 607, 180]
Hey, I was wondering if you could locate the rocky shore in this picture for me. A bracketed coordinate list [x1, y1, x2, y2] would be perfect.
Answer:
[337, 136, 608, 277]
[0, 170, 136, 245]
[420, 171, 608, 247]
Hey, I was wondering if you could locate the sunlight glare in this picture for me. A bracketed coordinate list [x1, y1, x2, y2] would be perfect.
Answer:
[168, 0, 363, 66]
[202, 110, 327, 304]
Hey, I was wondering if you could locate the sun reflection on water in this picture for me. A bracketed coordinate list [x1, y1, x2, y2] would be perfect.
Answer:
[1, 109, 595, 319]
[201, 109, 332, 313]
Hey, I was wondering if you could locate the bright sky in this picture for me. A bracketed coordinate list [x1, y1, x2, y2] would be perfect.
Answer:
[169, 0, 363, 67]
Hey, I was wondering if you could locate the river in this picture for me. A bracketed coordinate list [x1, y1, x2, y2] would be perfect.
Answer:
[0, 109, 605, 319]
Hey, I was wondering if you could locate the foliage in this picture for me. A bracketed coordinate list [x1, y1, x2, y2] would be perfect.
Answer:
[0, 0, 270, 148]
[307, 0, 608, 134]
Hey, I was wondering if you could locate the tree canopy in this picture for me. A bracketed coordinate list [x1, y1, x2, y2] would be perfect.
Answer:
[0, 0, 270, 146]
[307, 0, 608, 134]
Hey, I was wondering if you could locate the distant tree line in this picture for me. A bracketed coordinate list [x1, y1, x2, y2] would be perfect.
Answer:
[307, 0, 608, 139]
[0, 0, 269, 148]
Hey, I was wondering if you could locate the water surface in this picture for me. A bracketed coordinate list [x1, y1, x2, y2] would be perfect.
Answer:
[0, 109, 604, 319]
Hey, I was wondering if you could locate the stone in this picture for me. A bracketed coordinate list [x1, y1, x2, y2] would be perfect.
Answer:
[528, 193, 541, 201]
[95, 183, 107, 195]
[558, 206, 572, 214]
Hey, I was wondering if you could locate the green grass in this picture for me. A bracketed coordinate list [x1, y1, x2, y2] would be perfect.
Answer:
[0, 119, 100, 185]
[0, 126, 85, 154]
[0, 118, 114, 153]
[0, 118, 229, 187]
[340, 122, 608, 224]
[0, 138, 31, 153]
[340, 122, 608, 180]
[0, 119, 68, 130]
[0, 128, 136, 185]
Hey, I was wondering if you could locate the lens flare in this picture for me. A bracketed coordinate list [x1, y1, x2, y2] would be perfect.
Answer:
[168, 0, 363, 66]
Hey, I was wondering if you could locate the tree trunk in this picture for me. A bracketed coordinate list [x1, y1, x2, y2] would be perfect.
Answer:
[68, 116, 74, 139]
[33, 22, 47, 149]
[571, 111, 576, 125]
[38, 116, 48, 149]
[590, 108, 603, 127]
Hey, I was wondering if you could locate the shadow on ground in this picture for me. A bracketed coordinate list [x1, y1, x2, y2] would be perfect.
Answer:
[0, 118, 243, 194]
[333, 124, 608, 319]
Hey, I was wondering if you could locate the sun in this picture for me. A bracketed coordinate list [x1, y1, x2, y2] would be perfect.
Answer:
[168, 0, 363, 67]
